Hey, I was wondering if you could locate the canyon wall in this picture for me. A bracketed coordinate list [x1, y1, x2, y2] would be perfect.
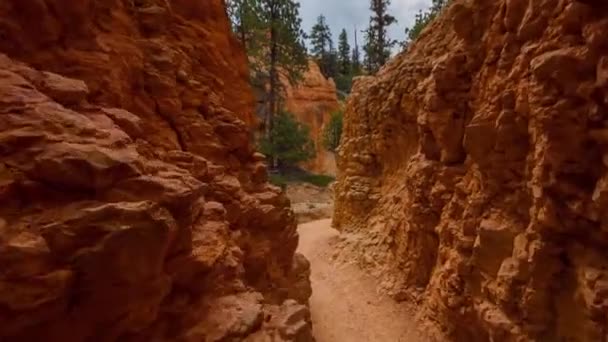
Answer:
[334, 0, 608, 340]
[0, 0, 312, 341]
[283, 60, 340, 175]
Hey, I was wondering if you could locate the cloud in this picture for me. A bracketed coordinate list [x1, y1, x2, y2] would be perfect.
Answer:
[299, 0, 432, 48]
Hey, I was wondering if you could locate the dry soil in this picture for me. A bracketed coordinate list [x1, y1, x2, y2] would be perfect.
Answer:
[297, 219, 426, 342]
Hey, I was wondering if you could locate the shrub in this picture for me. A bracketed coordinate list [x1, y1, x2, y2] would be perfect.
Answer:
[322, 110, 343, 152]
[300, 173, 335, 187]
[335, 74, 353, 95]
[269, 173, 288, 190]
[403, 0, 450, 47]
[259, 111, 316, 168]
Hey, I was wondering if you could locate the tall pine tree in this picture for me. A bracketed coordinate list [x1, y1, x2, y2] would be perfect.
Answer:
[309, 15, 332, 58]
[226, 0, 263, 52]
[325, 43, 339, 80]
[363, 0, 397, 73]
[309, 14, 335, 79]
[228, 0, 307, 139]
[334, 28, 353, 94]
[337, 29, 351, 76]
[352, 27, 362, 76]
[262, 0, 308, 139]
[362, 23, 377, 73]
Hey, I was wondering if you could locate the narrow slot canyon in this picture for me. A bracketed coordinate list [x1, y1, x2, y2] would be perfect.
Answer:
[1, 0, 608, 341]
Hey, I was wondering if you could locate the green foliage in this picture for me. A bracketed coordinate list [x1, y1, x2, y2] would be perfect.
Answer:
[226, 0, 263, 51]
[309, 15, 337, 79]
[300, 173, 335, 187]
[227, 0, 308, 133]
[351, 27, 363, 78]
[337, 29, 351, 76]
[226, 0, 266, 77]
[316, 27, 361, 94]
[362, 25, 376, 73]
[364, 0, 398, 74]
[403, 0, 449, 47]
[309, 15, 332, 58]
[352, 43, 362, 76]
[334, 29, 355, 94]
[322, 46, 339, 80]
[334, 74, 352, 95]
[259, 111, 316, 167]
[262, 0, 308, 83]
[268, 173, 289, 189]
[322, 110, 343, 152]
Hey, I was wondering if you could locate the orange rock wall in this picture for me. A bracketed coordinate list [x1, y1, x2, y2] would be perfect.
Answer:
[334, 0, 608, 340]
[0, 0, 311, 341]
[0, 0, 257, 133]
[283, 60, 340, 175]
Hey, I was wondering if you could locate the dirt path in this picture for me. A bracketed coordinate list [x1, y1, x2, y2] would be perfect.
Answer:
[297, 219, 426, 342]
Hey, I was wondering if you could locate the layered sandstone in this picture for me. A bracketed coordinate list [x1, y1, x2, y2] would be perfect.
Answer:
[334, 0, 608, 340]
[0, 0, 311, 341]
[282, 60, 340, 175]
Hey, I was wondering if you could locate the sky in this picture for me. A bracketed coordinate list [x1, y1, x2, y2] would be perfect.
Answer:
[299, 0, 432, 50]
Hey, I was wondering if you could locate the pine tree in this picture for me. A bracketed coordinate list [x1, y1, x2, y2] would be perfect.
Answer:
[226, 0, 263, 51]
[227, 0, 310, 167]
[337, 29, 351, 76]
[322, 110, 343, 152]
[362, 23, 377, 73]
[309, 14, 334, 78]
[261, 0, 308, 139]
[309, 15, 332, 58]
[364, 0, 397, 73]
[324, 43, 339, 80]
[352, 27, 362, 76]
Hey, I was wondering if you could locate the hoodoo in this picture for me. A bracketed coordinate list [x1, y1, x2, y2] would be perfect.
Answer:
[282, 60, 340, 175]
[334, 0, 608, 341]
[0, 0, 312, 340]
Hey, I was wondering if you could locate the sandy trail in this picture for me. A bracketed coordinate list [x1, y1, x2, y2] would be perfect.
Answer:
[297, 219, 426, 342]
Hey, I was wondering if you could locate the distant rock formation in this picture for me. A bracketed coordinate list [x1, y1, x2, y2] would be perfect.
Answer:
[0, 0, 312, 340]
[282, 60, 340, 175]
[334, 0, 608, 340]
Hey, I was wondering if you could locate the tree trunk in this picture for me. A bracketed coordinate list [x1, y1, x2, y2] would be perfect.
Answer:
[265, 1, 279, 170]
[239, 5, 246, 46]
[267, 3, 278, 140]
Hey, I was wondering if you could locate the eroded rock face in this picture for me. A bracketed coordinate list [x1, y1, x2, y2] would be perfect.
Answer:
[334, 0, 608, 340]
[283, 61, 340, 175]
[0, 0, 311, 340]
